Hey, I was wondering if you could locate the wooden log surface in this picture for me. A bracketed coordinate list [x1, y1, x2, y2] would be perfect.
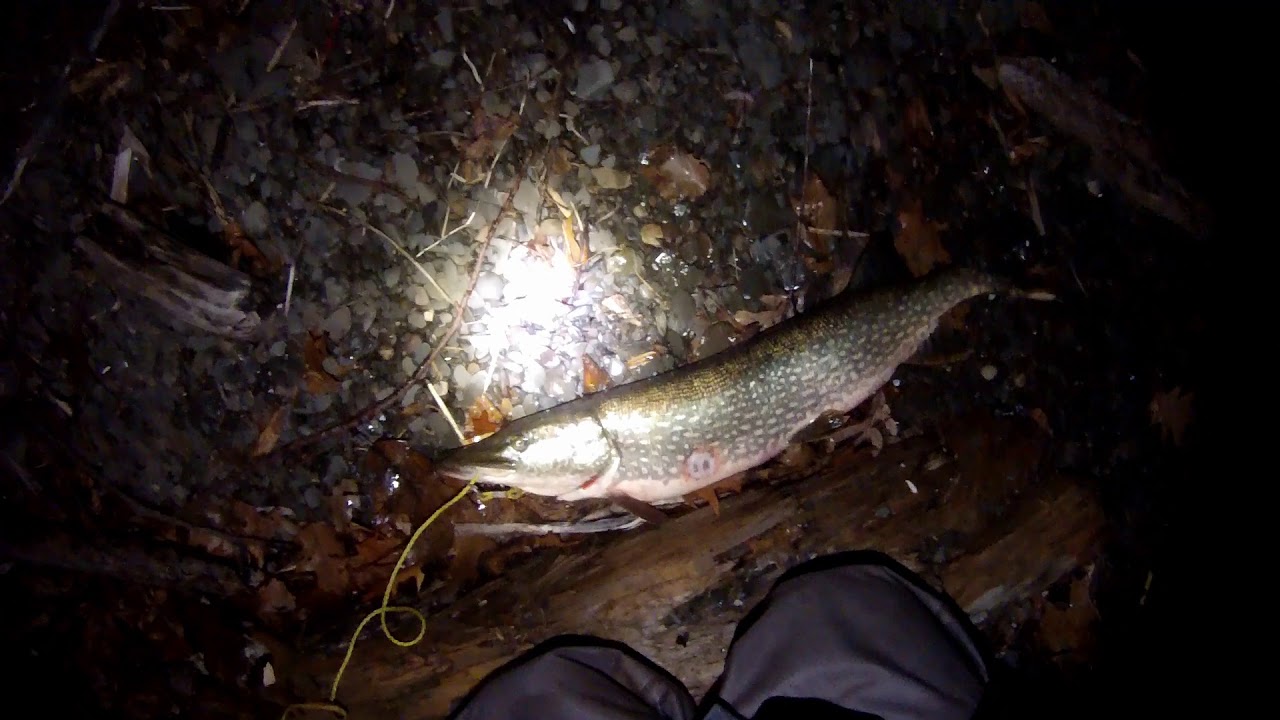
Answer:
[74, 204, 261, 340]
[283, 414, 1104, 719]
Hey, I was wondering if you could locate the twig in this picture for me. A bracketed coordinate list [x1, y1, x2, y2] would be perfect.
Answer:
[283, 262, 297, 316]
[804, 227, 870, 238]
[426, 381, 466, 444]
[268, 159, 529, 458]
[266, 19, 298, 73]
[297, 97, 360, 111]
[461, 48, 483, 88]
[454, 515, 646, 537]
[322, 204, 454, 303]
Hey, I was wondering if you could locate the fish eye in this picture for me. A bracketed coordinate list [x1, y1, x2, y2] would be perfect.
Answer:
[511, 435, 530, 452]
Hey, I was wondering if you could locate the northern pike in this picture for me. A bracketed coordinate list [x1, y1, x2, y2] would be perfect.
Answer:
[435, 266, 1048, 513]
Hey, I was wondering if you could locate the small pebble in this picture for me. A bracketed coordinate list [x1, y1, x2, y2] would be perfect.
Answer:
[575, 57, 615, 100]
[612, 80, 639, 103]
[475, 272, 505, 301]
[980, 364, 999, 381]
[325, 306, 352, 341]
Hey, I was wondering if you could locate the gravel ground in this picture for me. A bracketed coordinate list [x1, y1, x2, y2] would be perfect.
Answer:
[1, 1, 1216, 716]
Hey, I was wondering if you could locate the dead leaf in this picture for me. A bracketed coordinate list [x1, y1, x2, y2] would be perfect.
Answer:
[464, 394, 505, 442]
[226, 220, 273, 275]
[257, 579, 296, 616]
[640, 223, 665, 248]
[445, 534, 498, 595]
[582, 355, 609, 394]
[251, 405, 289, 457]
[563, 217, 588, 267]
[303, 331, 341, 395]
[227, 501, 299, 541]
[773, 19, 794, 43]
[547, 186, 572, 217]
[731, 295, 789, 330]
[1009, 136, 1050, 165]
[548, 145, 574, 177]
[295, 523, 348, 596]
[591, 166, 633, 190]
[460, 109, 517, 161]
[394, 565, 426, 594]
[894, 197, 951, 277]
[1149, 387, 1194, 446]
[639, 145, 712, 200]
[794, 175, 839, 255]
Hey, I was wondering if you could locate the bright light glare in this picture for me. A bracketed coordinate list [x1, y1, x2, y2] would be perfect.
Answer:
[467, 240, 583, 402]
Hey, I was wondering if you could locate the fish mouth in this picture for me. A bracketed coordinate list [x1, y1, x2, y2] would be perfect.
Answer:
[434, 443, 518, 482]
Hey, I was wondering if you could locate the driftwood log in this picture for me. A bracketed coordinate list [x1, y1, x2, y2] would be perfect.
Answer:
[282, 413, 1105, 719]
[74, 204, 260, 340]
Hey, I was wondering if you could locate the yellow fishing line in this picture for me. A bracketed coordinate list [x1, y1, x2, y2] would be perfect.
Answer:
[281, 476, 480, 719]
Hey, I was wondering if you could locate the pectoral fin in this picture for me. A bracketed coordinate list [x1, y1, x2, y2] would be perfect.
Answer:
[609, 493, 669, 525]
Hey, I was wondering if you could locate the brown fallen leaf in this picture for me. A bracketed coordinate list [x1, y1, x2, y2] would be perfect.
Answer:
[639, 145, 712, 201]
[460, 108, 517, 161]
[226, 501, 300, 541]
[794, 175, 839, 255]
[894, 197, 951, 277]
[563, 216, 588, 267]
[257, 578, 297, 616]
[548, 145, 574, 177]
[582, 355, 610, 394]
[225, 220, 274, 276]
[773, 19, 794, 43]
[1149, 386, 1194, 446]
[394, 565, 426, 595]
[295, 523, 348, 596]
[251, 404, 289, 457]
[464, 394, 505, 442]
[303, 331, 341, 395]
[731, 295, 789, 331]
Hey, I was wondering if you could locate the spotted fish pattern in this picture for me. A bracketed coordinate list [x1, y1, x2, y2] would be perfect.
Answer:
[436, 267, 1010, 506]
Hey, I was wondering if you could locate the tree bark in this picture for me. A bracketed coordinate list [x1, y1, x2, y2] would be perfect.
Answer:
[282, 414, 1105, 719]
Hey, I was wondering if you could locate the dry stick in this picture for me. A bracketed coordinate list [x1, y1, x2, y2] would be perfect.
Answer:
[269, 160, 528, 459]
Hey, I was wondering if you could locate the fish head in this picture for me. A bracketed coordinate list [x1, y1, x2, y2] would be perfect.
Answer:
[434, 407, 617, 498]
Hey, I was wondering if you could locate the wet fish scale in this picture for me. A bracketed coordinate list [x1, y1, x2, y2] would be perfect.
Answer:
[436, 267, 1008, 505]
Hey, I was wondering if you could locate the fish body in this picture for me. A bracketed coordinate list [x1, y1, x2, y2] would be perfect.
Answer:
[436, 267, 1013, 506]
